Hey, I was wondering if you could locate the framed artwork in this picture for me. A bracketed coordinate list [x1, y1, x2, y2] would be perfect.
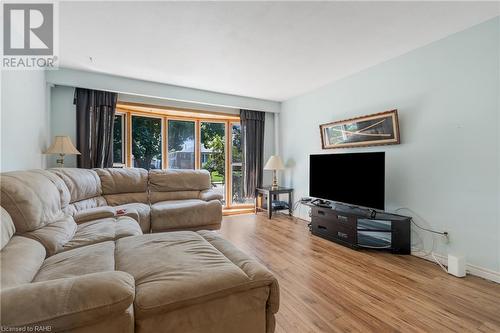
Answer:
[320, 109, 400, 149]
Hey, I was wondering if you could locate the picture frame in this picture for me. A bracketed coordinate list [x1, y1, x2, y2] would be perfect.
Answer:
[320, 109, 400, 149]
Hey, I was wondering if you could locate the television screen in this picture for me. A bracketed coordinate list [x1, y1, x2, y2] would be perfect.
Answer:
[309, 152, 385, 210]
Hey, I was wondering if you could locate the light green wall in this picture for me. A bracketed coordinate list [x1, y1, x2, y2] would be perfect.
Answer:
[280, 18, 500, 273]
[49, 85, 77, 167]
[46, 68, 280, 112]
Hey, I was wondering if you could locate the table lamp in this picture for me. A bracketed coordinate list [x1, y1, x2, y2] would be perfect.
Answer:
[44, 136, 81, 167]
[264, 155, 285, 189]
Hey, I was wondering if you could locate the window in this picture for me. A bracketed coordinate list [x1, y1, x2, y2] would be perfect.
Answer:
[168, 120, 195, 169]
[116, 103, 251, 209]
[131, 116, 162, 170]
[201, 122, 226, 204]
[113, 114, 125, 165]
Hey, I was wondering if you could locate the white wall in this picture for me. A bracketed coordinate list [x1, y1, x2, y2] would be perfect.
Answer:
[1, 70, 50, 172]
[280, 18, 499, 273]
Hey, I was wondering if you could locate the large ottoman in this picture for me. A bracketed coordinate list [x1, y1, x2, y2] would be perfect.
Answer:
[116, 230, 279, 333]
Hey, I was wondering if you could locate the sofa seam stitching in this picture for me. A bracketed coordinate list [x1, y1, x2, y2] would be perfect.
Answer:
[8, 288, 133, 326]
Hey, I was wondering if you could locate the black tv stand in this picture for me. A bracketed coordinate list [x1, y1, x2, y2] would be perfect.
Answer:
[306, 201, 411, 254]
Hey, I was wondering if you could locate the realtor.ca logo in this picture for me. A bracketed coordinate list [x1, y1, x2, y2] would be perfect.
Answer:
[2, 2, 59, 69]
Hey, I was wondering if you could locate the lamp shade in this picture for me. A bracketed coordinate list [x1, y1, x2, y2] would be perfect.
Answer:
[264, 155, 285, 170]
[44, 136, 81, 155]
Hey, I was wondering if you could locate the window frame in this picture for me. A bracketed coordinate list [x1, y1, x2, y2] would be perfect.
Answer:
[112, 112, 126, 168]
[115, 102, 253, 209]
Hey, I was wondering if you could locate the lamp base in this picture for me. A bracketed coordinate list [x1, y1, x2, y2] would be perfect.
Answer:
[56, 154, 65, 168]
[271, 170, 278, 189]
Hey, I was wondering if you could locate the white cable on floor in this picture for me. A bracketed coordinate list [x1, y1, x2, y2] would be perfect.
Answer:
[431, 252, 448, 273]
[395, 207, 448, 273]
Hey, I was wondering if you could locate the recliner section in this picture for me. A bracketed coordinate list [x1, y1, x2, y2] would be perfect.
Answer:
[149, 169, 223, 232]
[51, 167, 151, 233]
[0, 169, 140, 256]
[50, 167, 107, 215]
[94, 168, 152, 232]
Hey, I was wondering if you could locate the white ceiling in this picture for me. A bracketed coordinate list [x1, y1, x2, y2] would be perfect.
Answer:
[59, 1, 499, 102]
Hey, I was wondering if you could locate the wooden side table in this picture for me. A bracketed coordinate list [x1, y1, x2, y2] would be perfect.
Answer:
[255, 186, 293, 219]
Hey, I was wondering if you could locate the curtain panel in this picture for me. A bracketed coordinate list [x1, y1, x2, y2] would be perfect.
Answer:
[240, 109, 265, 198]
[74, 88, 118, 168]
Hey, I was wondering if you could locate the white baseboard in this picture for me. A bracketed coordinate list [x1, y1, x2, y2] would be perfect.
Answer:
[412, 251, 500, 284]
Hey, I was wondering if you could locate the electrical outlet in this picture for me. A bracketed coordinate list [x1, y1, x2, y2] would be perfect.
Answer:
[443, 232, 450, 244]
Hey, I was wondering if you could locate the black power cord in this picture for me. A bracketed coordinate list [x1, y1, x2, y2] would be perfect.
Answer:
[411, 218, 448, 236]
[395, 207, 448, 236]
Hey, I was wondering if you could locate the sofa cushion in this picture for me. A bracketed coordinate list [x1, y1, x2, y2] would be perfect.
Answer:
[62, 216, 142, 252]
[151, 199, 222, 232]
[50, 168, 102, 204]
[34, 241, 115, 282]
[1, 207, 16, 250]
[95, 168, 148, 194]
[114, 202, 151, 233]
[150, 190, 200, 203]
[50, 168, 107, 215]
[1, 271, 135, 332]
[149, 169, 211, 203]
[95, 168, 149, 205]
[115, 232, 253, 319]
[150, 169, 211, 192]
[69, 196, 108, 215]
[23, 215, 77, 256]
[0, 236, 46, 289]
[0, 170, 68, 233]
[73, 206, 117, 224]
[104, 192, 149, 206]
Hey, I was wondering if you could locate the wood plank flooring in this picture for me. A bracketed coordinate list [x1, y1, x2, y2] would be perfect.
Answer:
[219, 213, 500, 333]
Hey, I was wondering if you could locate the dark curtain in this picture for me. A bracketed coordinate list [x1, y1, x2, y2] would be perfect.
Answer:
[74, 88, 117, 168]
[240, 109, 265, 198]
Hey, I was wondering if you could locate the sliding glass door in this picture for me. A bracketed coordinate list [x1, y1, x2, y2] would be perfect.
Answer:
[230, 123, 252, 205]
[200, 122, 226, 204]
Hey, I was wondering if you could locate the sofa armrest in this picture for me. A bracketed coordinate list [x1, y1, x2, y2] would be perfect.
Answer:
[0, 271, 135, 331]
[74, 206, 117, 224]
[199, 189, 223, 201]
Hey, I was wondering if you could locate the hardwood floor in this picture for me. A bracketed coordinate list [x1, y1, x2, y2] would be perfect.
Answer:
[219, 213, 500, 333]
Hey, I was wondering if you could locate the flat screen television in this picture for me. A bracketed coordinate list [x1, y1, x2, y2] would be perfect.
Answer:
[309, 152, 385, 210]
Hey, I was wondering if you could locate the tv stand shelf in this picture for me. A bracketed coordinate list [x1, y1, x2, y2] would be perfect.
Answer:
[305, 201, 411, 254]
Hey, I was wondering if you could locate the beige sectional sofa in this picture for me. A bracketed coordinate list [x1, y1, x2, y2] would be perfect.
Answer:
[49, 167, 222, 234]
[0, 168, 279, 332]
